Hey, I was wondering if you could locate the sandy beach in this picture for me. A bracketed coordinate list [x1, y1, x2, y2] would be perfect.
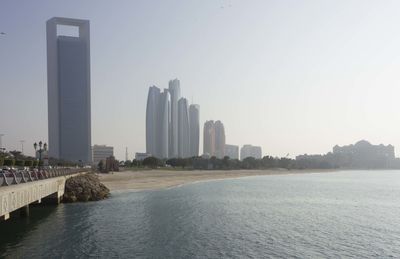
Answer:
[98, 169, 332, 192]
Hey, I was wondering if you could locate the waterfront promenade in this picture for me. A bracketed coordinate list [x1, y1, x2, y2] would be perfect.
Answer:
[0, 169, 86, 221]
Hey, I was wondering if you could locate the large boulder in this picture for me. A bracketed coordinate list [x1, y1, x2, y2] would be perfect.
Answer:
[63, 173, 110, 203]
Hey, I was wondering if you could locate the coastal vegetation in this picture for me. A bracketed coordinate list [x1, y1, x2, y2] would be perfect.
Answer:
[0, 150, 82, 168]
[122, 156, 307, 171]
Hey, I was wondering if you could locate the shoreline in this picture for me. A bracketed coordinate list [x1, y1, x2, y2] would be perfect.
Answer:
[98, 169, 337, 193]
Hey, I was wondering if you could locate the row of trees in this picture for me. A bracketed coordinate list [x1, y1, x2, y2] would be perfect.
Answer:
[0, 158, 42, 167]
[123, 155, 315, 170]
[0, 150, 81, 168]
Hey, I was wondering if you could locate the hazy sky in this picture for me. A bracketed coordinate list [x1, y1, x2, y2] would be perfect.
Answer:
[1, 0, 400, 160]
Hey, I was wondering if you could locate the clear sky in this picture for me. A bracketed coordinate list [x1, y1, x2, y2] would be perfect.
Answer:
[1, 0, 400, 160]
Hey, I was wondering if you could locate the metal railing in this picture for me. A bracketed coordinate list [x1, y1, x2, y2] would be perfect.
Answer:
[0, 168, 88, 187]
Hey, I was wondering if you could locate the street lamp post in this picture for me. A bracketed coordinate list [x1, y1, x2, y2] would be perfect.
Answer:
[33, 141, 47, 171]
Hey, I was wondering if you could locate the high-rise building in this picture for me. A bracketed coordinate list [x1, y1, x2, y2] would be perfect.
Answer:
[168, 79, 181, 158]
[158, 89, 170, 158]
[224, 144, 239, 159]
[47, 17, 91, 163]
[146, 86, 160, 157]
[189, 104, 200, 157]
[146, 86, 171, 158]
[214, 120, 226, 158]
[203, 120, 215, 156]
[178, 98, 190, 158]
[92, 145, 114, 165]
[240, 145, 262, 160]
[145, 79, 196, 159]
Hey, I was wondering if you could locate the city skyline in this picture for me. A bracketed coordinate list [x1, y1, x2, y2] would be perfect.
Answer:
[146, 82, 200, 159]
[2, 1, 400, 160]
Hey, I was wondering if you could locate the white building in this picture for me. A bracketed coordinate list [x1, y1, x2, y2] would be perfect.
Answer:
[240, 145, 262, 160]
[47, 17, 92, 164]
[92, 145, 114, 165]
[224, 144, 239, 159]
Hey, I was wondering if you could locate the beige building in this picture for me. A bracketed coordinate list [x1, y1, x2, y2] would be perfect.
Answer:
[224, 144, 239, 160]
[203, 120, 226, 158]
[92, 145, 114, 165]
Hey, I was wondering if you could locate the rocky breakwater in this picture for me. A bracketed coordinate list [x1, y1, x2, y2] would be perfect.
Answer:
[63, 173, 110, 202]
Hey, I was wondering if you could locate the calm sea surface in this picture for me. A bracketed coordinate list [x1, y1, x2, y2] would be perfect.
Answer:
[1, 170, 400, 258]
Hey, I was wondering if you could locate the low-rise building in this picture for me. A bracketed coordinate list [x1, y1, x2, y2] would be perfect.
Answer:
[92, 145, 114, 165]
[135, 152, 152, 161]
[240, 145, 262, 160]
[224, 144, 239, 160]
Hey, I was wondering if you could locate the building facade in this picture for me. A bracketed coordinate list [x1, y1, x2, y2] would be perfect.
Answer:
[135, 152, 152, 161]
[203, 120, 216, 157]
[47, 17, 92, 163]
[203, 120, 226, 158]
[146, 86, 160, 157]
[178, 98, 190, 158]
[214, 120, 226, 159]
[240, 145, 262, 160]
[158, 90, 171, 158]
[224, 144, 239, 159]
[92, 145, 114, 165]
[168, 79, 181, 158]
[189, 104, 200, 157]
[146, 86, 171, 158]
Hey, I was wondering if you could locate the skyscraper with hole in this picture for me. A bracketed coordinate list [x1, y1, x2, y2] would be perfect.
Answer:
[47, 17, 91, 163]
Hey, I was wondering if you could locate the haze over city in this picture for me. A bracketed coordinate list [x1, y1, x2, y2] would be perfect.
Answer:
[2, 0, 400, 160]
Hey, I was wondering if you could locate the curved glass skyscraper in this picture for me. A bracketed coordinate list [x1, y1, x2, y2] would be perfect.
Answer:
[168, 79, 181, 158]
[189, 104, 200, 157]
[146, 80, 197, 159]
[146, 86, 161, 157]
[178, 98, 190, 158]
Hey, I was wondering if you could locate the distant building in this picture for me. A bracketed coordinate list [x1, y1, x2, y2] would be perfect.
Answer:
[203, 120, 216, 157]
[224, 144, 239, 159]
[146, 86, 171, 158]
[240, 145, 262, 160]
[145, 80, 197, 159]
[92, 145, 114, 165]
[203, 120, 226, 158]
[189, 104, 200, 157]
[178, 98, 190, 158]
[214, 121, 226, 158]
[168, 79, 181, 158]
[296, 140, 397, 169]
[158, 90, 171, 158]
[332, 140, 394, 168]
[47, 17, 91, 164]
[135, 152, 152, 161]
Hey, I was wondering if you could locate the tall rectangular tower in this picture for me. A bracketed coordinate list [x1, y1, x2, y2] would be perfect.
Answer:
[47, 17, 91, 163]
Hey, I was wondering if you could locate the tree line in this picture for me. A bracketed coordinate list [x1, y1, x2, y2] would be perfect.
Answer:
[123, 155, 314, 170]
